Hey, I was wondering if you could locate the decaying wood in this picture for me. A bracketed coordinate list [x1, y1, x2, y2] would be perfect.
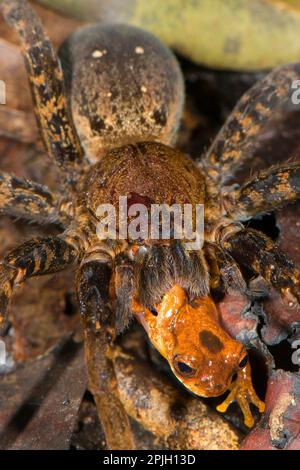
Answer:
[112, 342, 241, 450]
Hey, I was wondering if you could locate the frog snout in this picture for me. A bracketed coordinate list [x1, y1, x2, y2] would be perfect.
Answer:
[199, 377, 227, 395]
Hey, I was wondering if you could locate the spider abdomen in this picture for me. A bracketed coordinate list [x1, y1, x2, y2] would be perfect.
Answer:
[59, 24, 184, 162]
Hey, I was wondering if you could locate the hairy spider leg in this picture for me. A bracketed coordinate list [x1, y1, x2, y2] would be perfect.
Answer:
[201, 63, 300, 227]
[0, 0, 85, 187]
[224, 162, 300, 220]
[0, 171, 70, 225]
[0, 236, 78, 329]
[204, 243, 248, 294]
[114, 255, 135, 335]
[221, 228, 300, 306]
[76, 260, 135, 450]
[203, 63, 300, 185]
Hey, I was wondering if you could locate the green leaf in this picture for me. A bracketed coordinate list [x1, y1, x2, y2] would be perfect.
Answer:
[35, 0, 300, 71]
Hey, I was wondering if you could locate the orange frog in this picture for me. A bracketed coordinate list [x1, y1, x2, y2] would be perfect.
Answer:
[132, 284, 265, 427]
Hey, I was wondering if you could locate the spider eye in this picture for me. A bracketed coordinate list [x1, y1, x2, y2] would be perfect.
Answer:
[239, 355, 248, 368]
[174, 355, 196, 377]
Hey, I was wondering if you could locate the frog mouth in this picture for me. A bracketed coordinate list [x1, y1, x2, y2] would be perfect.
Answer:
[178, 377, 229, 398]
[203, 385, 229, 397]
[194, 370, 236, 397]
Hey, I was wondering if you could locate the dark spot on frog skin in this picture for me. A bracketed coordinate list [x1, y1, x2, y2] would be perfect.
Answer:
[199, 330, 224, 353]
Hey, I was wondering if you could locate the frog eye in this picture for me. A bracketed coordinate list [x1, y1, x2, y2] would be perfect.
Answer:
[173, 355, 196, 377]
[149, 307, 158, 316]
[238, 355, 248, 368]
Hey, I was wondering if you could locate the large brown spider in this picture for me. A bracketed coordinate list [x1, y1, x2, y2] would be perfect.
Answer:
[1, 0, 300, 449]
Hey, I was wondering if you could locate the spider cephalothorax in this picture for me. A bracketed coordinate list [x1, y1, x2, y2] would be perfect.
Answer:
[79, 141, 209, 319]
[1, 0, 300, 449]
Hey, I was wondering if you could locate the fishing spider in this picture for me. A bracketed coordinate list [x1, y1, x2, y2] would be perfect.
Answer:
[1, 0, 300, 449]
